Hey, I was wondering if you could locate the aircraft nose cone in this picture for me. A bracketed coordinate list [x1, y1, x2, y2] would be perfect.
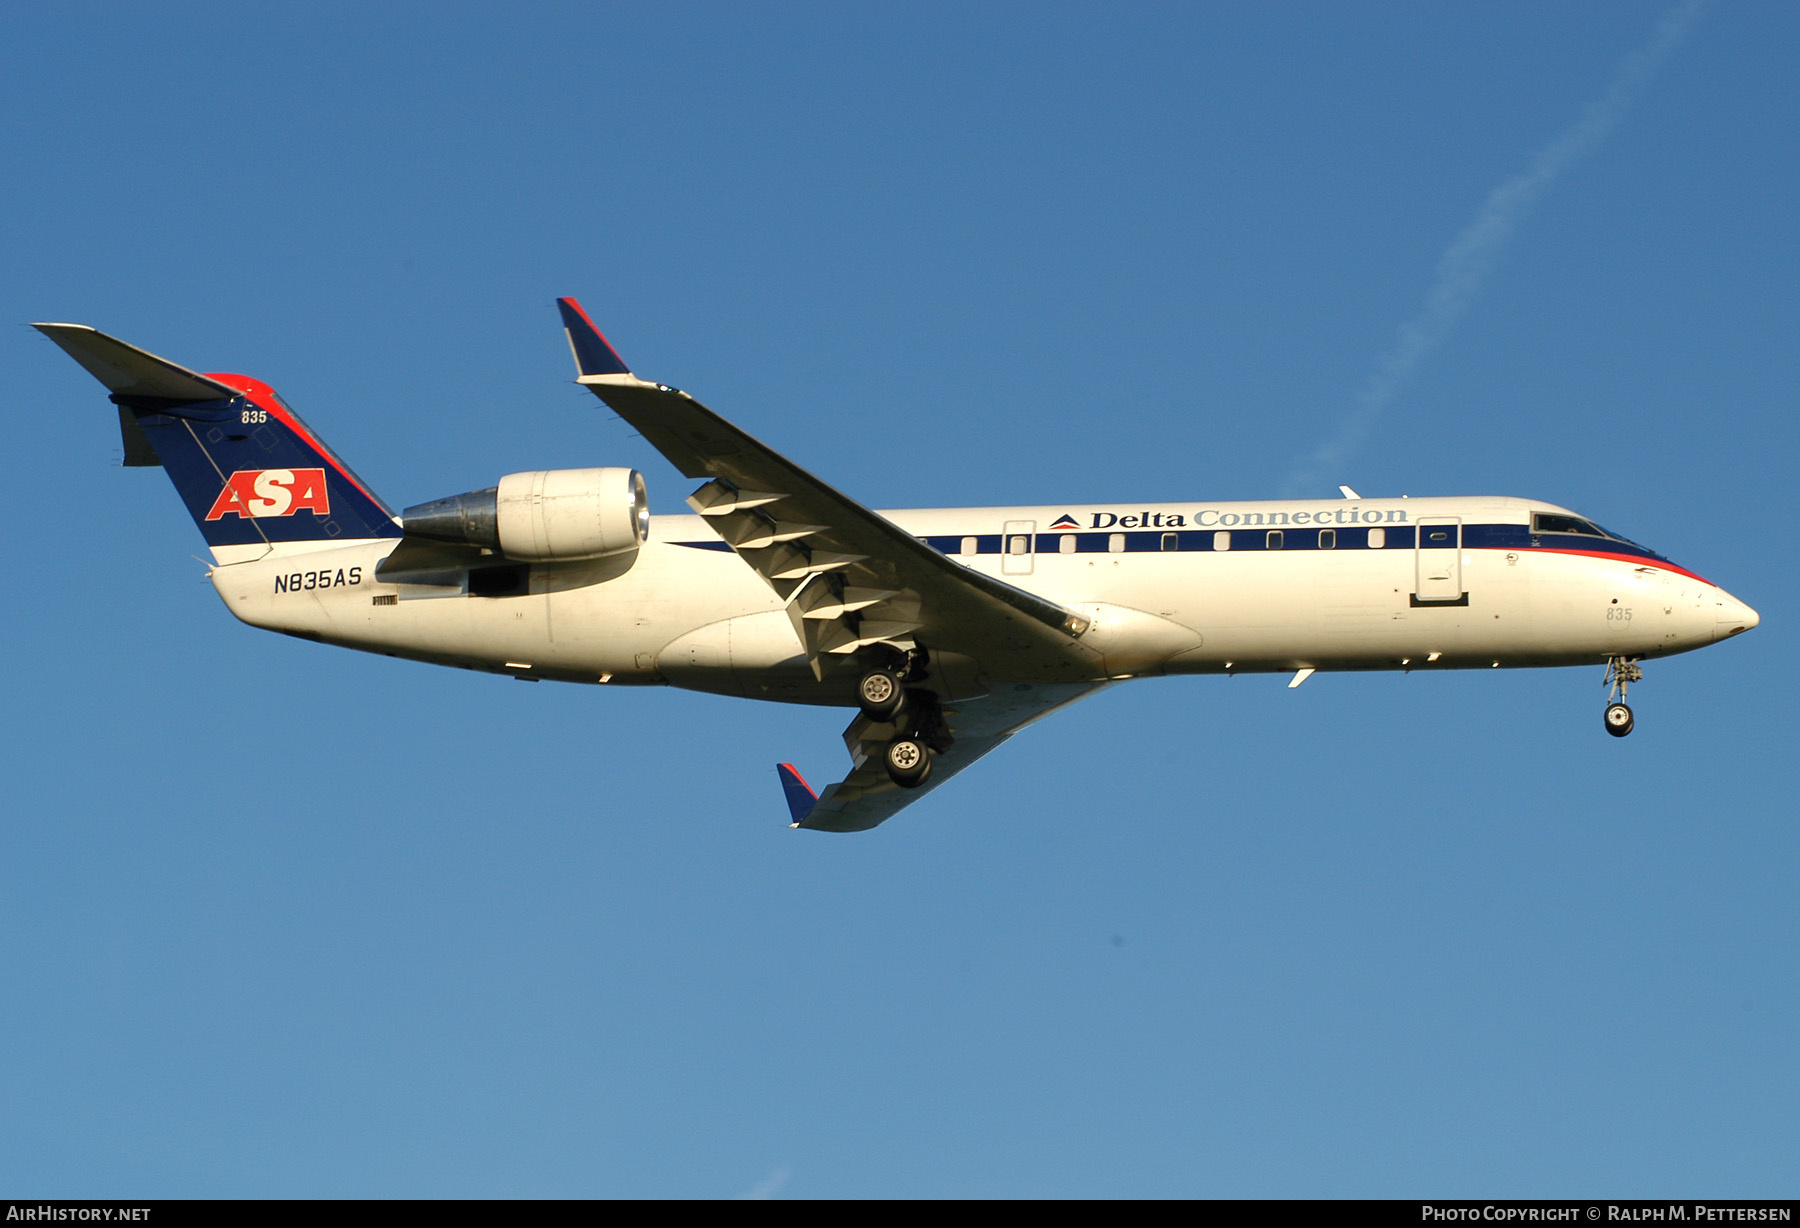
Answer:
[1714, 589, 1759, 641]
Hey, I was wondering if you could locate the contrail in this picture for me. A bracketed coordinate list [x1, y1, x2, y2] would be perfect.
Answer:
[1283, 0, 1706, 496]
[737, 1165, 791, 1199]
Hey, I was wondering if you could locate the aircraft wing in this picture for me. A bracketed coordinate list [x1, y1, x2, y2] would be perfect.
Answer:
[778, 681, 1108, 832]
[556, 299, 1096, 681]
[556, 297, 1108, 830]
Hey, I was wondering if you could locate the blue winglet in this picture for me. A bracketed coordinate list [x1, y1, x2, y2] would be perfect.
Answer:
[556, 297, 631, 377]
[777, 763, 819, 827]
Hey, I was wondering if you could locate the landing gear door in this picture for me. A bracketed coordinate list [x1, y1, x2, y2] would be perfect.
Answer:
[1002, 519, 1035, 575]
[1414, 517, 1465, 605]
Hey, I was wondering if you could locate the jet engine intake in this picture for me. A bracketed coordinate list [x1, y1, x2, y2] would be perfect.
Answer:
[403, 467, 648, 561]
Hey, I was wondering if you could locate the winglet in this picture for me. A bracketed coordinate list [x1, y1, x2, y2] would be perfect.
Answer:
[776, 763, 819, 827]
[556, 297, 631, 378]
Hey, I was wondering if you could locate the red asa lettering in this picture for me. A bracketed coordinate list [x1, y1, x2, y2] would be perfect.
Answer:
[205, 468, 331, 520]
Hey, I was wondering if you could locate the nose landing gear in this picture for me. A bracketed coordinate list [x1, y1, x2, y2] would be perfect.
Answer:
[1603, 656, 1642, 738]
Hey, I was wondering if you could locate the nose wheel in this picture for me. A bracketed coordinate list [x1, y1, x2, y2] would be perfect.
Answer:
[1603, 657, 1642, 738]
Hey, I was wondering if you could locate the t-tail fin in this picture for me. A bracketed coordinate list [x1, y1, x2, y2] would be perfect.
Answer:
[36, 323, 400, 555]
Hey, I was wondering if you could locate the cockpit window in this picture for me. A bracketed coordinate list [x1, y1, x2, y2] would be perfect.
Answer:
[1591, 523, 1645, 549]
[1531, 512, 1651, 553]
[1532, 513, 1606, 537]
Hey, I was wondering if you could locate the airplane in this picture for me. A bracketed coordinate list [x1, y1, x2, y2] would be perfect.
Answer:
[35, 300, 1760, 832]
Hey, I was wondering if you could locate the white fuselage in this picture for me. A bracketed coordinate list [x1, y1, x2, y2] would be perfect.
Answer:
[207, 495, 1757, 704]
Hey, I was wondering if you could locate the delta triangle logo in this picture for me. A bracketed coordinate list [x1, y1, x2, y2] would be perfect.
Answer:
[1048, 514, 1079, 530]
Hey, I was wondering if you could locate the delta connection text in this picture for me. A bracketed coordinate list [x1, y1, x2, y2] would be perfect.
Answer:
[1083, 507, 1412, 529]
[1420, 1209, 1791, 1222]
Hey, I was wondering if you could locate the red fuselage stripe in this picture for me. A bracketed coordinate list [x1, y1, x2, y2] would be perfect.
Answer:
[1492, 546, 1712, 586]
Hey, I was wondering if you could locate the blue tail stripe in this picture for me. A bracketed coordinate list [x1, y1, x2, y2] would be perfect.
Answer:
[123, 392, 399, 547]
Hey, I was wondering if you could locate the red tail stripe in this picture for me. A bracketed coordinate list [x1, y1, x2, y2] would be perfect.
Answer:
[205, 373, 390, 514]
[557, 297, 630, 370]
[778, 763, 818, 800]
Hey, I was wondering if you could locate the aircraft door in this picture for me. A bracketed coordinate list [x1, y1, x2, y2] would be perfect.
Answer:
[1414, 517, 1465, 604]
[1002, 519, 1035, 575]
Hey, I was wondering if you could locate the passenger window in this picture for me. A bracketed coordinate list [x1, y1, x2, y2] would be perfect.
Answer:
[1108, 533, 1125, 553]
[960, 536, 977, 555]
[1319, 529, 1335, 549]
[1368, 527, 1385, 549]
[1058, 535, 1076, 554]
[1428, 531, 1449, 543]
[1008, 535, 1029, 555]
[1161, 532, 1179, 552]
[1267, 530, 1283, 550]
[1213, 531, 1230, 552]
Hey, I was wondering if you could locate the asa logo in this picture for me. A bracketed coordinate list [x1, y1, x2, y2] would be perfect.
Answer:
[204, 468, 331, 521]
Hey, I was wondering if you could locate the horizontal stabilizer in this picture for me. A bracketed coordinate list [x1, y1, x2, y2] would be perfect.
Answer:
[33, 323, 240, 403]
[556, 298, 631, 378]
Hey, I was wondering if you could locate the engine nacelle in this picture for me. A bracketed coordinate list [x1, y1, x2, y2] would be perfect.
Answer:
[403, 467, 648, 562]
[495, 467, 649, 561]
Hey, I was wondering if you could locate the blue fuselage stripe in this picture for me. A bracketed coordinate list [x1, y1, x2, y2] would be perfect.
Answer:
[673, 524, 1674, 565]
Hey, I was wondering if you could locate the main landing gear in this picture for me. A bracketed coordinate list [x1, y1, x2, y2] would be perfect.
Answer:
[1603, 656, 1643, 738]
[857, 668, 907, 722]
[884, 735, 933, 788]
[858, 652, 950, 789]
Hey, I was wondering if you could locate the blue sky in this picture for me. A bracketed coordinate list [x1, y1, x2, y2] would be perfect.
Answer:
[3, 2, 1795, 1197]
